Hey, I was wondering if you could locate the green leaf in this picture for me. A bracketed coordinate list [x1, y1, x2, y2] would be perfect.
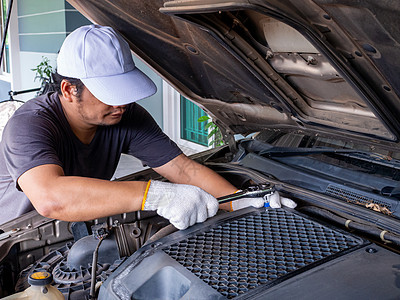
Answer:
[204, 122, 213, 130]
[208, 128, 218, 138]
[197, 115, 210, 122]
[32, 56, 53, 84]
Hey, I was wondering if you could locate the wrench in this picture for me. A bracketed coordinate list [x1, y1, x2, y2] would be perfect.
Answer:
[217, 183, 275, 207]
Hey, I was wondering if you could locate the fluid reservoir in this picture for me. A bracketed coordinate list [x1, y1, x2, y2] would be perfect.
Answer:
[1, 271, 64, 300]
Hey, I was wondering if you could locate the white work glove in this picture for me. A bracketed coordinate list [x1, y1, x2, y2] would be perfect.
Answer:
[231, 191, 297, 211]
[141, 180, 219, 230]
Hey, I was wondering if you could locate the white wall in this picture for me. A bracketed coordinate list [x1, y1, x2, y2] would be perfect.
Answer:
[14, 51, 57, 101]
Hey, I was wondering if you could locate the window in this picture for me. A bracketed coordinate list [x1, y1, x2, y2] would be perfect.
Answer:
[162, 82, 209, 153]
[0, 0, 10, 74]
[180, 96, 208, 146]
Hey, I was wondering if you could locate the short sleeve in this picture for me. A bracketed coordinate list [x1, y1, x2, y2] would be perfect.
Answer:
[1, 111, 62, 185]
[124, 104, 182, 168]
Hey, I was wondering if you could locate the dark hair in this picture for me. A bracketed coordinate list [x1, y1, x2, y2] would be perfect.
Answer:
[52, 72, 85, 97]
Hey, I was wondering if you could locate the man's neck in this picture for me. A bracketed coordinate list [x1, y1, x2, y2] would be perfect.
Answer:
[59, 94, 97, 145]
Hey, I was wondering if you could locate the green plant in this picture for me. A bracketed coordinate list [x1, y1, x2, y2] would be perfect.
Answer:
[31, 56, 53, 86]
[197, 115, 225, 147]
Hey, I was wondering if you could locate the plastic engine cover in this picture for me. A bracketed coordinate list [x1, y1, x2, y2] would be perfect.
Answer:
[98, 207, 400, 299]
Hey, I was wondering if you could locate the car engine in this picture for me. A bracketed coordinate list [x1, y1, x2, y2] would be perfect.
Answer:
[1, 138, 400, 299]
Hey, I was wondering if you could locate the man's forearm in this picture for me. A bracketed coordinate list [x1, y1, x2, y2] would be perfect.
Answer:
[18, 164, 148, 221]
[44, 177, 148, 221]
[175, 165, 236, 211]
[154, 154, 237, 210]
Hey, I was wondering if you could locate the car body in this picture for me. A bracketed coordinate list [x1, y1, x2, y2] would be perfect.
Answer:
[1, 0, 400, 299]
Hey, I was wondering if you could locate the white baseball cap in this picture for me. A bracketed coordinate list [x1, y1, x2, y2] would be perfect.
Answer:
[57, 24, 157, 106]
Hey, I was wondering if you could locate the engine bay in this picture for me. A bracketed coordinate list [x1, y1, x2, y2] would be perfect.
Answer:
[1, 135, 400, 299]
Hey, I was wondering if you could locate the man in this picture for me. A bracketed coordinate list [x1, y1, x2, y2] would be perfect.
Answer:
[0, 25, 295, 229]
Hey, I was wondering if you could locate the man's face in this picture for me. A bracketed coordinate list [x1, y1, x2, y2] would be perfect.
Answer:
[74, 86, 127, 126]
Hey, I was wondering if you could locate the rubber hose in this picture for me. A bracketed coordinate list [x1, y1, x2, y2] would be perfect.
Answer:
[301, 206, 400, 246]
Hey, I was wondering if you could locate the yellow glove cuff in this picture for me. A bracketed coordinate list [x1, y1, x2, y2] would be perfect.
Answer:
[141, 180, 152, 210]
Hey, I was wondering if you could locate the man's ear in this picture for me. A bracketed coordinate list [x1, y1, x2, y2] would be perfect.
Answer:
[60, 80, 77, 101]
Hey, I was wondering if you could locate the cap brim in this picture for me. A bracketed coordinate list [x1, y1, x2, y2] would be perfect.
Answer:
[81, 67, 157, 106]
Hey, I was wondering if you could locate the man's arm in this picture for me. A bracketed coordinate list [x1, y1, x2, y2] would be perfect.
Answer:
[18, 154, 235, 222]
[18, 164, 147, 221]
[154, 153, 236, 210]
[153, 154, 297, 211]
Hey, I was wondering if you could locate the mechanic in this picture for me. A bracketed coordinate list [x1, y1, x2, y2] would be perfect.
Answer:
[0, 25, 296, 229]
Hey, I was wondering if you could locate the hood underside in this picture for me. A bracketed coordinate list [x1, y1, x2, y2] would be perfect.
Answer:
[67, 0, 400, 148]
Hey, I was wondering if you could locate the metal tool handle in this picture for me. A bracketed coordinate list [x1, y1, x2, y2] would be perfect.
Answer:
[217, 183, 275, 204]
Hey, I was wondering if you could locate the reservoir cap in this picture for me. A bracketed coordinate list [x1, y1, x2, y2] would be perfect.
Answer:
[28, 271, 53, 286]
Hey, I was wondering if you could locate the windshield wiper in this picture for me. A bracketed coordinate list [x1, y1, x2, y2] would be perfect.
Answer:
[258, 146, 400, 169]
[259, 146, 358, 157]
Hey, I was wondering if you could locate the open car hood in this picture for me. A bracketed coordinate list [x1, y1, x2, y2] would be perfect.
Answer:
[67, 0, 400, 148]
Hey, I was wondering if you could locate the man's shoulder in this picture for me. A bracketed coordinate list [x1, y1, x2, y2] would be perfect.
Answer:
[125, 102, 145, 114]
[19, 92, 59, 111]
[122, 102, 153, 123]
[11, 92, 61, 121]
[5, 93, 63, 132]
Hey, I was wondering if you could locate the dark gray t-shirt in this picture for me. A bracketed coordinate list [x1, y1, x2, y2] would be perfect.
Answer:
[0, 92, 182, 224]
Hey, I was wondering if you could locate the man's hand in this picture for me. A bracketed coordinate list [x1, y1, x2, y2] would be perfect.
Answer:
[267, 191, 297, 208]
[142, 180, 219, 230]
[231, 191, 297, 211]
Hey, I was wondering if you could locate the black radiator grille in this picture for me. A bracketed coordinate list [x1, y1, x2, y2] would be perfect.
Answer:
[163, 209, 362, 299]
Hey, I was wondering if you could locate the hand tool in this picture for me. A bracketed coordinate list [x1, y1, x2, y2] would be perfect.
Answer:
[217, 183, 275, 207]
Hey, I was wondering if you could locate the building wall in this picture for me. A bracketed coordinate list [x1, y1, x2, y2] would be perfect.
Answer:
[135, 58, 163, 128]
[0, 80, 10, 101]
[14, 0, 91, 101]
[0, 0, 165, 128]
